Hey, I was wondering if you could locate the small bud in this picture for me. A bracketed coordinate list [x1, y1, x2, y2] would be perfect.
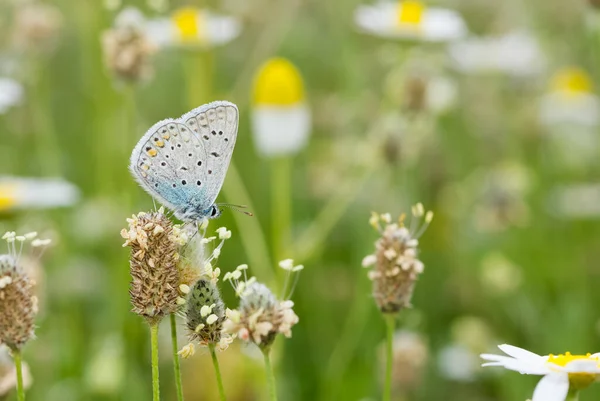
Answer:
[179, 284, 190, 294]
[185, 279, 226, 346]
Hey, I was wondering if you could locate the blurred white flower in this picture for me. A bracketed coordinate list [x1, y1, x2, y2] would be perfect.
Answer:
[384, 330, 429, 391]
[354, 1, 467, 42]
[548, 183, 600, 219]
[539, 67, 599, 127]
[251, 57, 311, 157]
[0, 78, 23, 114]
[0, 177, 80, 212]
[145, 7, 241, 49]
[482, 344, 600, 401]
[438, 343, 479, 382]
[449, 32, 545, 77]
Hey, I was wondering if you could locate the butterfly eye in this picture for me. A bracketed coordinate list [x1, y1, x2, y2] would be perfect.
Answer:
[211, 207, 217, 217]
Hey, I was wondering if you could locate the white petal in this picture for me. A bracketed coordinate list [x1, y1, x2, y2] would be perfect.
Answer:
[498, 344, 544, 363]
[563, 359, 600, 373]
[532, 373, 569, 401]
[251, 105, 311, 156]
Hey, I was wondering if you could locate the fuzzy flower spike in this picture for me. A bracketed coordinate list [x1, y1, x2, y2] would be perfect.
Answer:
[121, 208, 186, 325]
[223, 260, 302, 350]
[363, 204, 433, 314]
[482, 344, 600, 401]
[0, 231, 50, 351]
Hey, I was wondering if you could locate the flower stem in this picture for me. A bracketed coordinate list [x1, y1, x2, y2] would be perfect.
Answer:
[566, 390, 579, 401]
[262, 348, 278, 401]
[208, 344, 227, 401]
[13, 349, 25, 401]
[383, 314, 396, 401]
[170, 314, 184, 401]
[150, 323, 160, 401]
[271, 157, 291, 263]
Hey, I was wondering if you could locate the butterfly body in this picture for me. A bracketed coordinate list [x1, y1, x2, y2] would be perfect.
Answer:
[130, 101, 238, 222]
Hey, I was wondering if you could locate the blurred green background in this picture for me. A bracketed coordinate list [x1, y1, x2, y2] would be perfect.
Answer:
[1, 0, 600, 400]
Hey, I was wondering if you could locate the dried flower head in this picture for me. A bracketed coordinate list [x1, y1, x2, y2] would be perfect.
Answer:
[223, 261, 302, 350]
[0, 231, 50, 350]
[0, 345, 32, 396]
[363, 204, 433, 314]
[13, 3, 63, 53]
[121, 209, 183, 325]
[102, 7, 156, 83]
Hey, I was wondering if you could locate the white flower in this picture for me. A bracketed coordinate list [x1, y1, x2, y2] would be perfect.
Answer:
[438, 343, 479, 382]
[448, 31, 545, 77]
[145, 7, 241, 49]
[0, 78, 23, 114]
[539, 67, 600, 127]
[548, 183, 600, 219]
[481, 344, 600, 401]
[0, 176, 79, 212]
[354, 1, 466, 42]
[251, 58, 311, 157]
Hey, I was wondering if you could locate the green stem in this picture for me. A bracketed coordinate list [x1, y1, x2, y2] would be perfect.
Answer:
[13, 349, 25, 401]
[566, 389, 579, 401]
[292, 167, 376, 262]
[208, 344, 227, 401]
[222, 163, 274, 284]
[170, 314, 184, 401]
[271, 157, 292, 263]
[383, 314, 396, 401]
[150, 324, 160, 401]
[262, 348, 277, 401]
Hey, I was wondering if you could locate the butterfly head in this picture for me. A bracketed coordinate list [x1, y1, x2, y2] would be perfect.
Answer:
[208, 204, 222, 219]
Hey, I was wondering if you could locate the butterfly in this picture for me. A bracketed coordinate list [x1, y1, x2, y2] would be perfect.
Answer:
[130, 100, 248, 222]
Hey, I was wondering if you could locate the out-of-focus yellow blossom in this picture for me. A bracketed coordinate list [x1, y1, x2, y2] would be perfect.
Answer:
[540, 67, 599, 127]
[251, 58, 311, 156]
[0, 177, 79, 213]
[354, 1, 466, 42]
[145, 7, 241, 49]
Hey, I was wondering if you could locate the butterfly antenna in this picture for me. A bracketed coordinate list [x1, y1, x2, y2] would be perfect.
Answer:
[218, 203, 253, 216]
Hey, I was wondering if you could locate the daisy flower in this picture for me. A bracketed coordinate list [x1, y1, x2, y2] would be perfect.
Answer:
[251, 57, 311, 157]
[145, 7, 241, 49]
[354, 1, 467, 42]
[0, 177, 79, 212]
[448, 31, 545, 77]
[481, 344, 600, 401]
[539, 67, 600, 127]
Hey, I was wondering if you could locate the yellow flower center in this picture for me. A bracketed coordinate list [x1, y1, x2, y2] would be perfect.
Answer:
[172, 7, 205, 43]
[0, 184, 16, 211]
[551, 68, 593, 96]
[253, 57, 305, 106]
[547, 352, 600, 391]
[397, 1, 425, 27]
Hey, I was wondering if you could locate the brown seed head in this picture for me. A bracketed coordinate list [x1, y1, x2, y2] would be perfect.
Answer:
[13, 3, 63, 53]
[102, 9, 156, 83]
[363, 206, 433, 314]
[121, 211, 182, 325]
[0, 256, 37, 351]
